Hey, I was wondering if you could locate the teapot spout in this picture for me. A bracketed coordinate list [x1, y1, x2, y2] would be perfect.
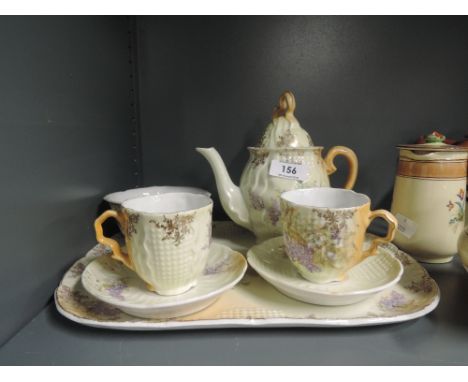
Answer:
[196, 147, 250, 231]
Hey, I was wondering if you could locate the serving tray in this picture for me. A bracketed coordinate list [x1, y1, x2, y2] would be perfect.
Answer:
[55, 221, 440, 330]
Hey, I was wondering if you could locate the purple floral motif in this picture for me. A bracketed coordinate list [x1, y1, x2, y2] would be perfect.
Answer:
[393, 251, 413, 267]
[69, 262, 86, 278]
[330, 226, 340, 241]
[88, 300, 123, 317]
[267, 201, 281, 226]
[107, 282, 128, 301]
[379, 291, 407, 311]
[249, 191, 265, 211]
[406, 274, 434, 294]
[204, 257, 231, 275]
[284, 234, 321, 273]
[58, 285, 122, 319]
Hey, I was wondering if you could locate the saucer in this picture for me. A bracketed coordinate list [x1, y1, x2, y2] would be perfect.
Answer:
[81, 242, 247, 319]
[247, 235, 403, 306]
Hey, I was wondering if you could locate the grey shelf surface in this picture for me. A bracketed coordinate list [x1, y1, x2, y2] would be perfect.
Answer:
[0, 256, 467, 365]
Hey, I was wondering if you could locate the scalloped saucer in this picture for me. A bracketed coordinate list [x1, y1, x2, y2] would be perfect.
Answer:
[81, 242, 247, 319]
[247, 235, 403, 306]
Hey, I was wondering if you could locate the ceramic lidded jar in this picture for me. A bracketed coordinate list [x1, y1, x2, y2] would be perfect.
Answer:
[391, 138, 468, 263]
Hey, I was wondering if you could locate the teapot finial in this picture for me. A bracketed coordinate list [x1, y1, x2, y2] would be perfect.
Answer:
[259, 90, 313, 148]
[273, 90, 296, 122]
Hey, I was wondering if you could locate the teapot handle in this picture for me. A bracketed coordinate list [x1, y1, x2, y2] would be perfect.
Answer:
[324, 146, 358, 189]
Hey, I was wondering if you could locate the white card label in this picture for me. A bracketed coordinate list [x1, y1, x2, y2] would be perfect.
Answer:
[269, 160, 308, 181]
[395, 213, 418, 239]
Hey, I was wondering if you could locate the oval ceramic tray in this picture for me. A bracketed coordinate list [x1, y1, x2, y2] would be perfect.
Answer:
[55, 221, 440, 330]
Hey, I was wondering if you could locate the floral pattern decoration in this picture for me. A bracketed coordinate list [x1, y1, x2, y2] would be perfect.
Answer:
[126, 213, 140, 238]
[249, 191, 265, 211]
[267, 200, 281, 226]
[447, 188, 465, 227]
[204, 256, 233, 275]
[69, 262, 86, 278]
[105, 281, 128, 301]
[406, 274, 434, 294]
[276, 128, 295, 147]
[150, 213, 195, 246]
[283, 235, 321, 273]
[393, 250, 413, 267]
[379, 291, 408, 311]
[281, 203, 357, 274]
[57, 284, 122, 319]
[250, 151, 268, 167]
[56, 224, 438, 325]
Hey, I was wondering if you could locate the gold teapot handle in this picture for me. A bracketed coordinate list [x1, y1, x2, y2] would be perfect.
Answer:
[324, 146, 358, 189]
[273, 90, 296, 122]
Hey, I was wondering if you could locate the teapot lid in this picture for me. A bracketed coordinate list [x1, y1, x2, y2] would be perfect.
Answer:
[257, 91, 314, 148]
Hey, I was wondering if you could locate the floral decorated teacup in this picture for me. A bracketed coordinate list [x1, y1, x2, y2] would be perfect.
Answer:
[103, 186, 211, 234]
[280, 188, 398, 284]
[95, 193, 213, 295]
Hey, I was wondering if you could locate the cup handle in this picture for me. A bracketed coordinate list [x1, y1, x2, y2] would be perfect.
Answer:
[324, 146, 359, 190]
[94, 210, 133, 269]
[363, 209, 398, 259]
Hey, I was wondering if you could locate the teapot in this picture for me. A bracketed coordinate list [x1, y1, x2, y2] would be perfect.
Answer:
[197, 91, 358, 240]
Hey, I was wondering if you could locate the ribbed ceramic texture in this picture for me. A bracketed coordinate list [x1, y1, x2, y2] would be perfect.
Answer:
[81, 241, 247, 319]
[128, 204, 211, 295]
[240, 149, 329, 239]
[247, 236, 403, 305]
[258, 116, 313, 149]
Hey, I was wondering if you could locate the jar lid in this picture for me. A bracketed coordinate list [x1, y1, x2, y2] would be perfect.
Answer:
[257, 91, 314, 149]
[398, 131, 468, 152]
[397, 143, 468, 152]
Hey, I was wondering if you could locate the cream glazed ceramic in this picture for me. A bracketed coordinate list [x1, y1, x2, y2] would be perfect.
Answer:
[280, 188, 398, 284]
[104, 186, 211, 234]
[391, 143, 468, 263]
[94, 193, 213, 295]
[81, 242, 247, 319]
[197, 91, 358, 241]
[457, 227, 468, 272]
[55, 221, 440, 330]
[104, 186, 210, 211]
[247, 236, 403, 306]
